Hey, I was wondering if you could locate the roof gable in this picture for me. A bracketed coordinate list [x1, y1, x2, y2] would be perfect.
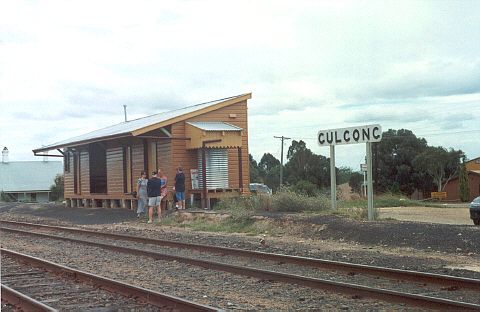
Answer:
[466, 157, 480, 164]
[33, 93, 251, 153]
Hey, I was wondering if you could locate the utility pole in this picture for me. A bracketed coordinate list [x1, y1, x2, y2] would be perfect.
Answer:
[123, 105, 127, 122]
[274, 136, 291, 187]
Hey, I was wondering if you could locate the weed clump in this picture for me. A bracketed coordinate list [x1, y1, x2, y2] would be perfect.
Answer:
[270, 188, 329, 212]
[217, 189, 329, 213]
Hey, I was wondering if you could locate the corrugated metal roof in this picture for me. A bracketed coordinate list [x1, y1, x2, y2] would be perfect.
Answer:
[0, 161, 63, 192]
[35, 93, 250, 152]
[186, 122, 243, 131]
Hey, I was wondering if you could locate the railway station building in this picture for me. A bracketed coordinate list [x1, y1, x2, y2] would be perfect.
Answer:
[33, 93, 251, 209]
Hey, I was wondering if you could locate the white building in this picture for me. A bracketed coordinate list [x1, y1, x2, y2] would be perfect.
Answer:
[0, 147, 63, 202]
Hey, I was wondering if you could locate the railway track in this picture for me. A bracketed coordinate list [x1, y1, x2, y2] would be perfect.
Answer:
[0, 248, 220, 312]
[1, 283, 57, 312]
[1, 220, 479, 291]
[1, 220, 480, 310]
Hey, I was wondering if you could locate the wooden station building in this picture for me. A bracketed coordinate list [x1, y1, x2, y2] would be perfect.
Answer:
[33, 93, 251, 209]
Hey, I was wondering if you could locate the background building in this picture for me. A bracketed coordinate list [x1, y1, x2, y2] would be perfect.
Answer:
[444, 157, 480, 201]
[0, 147, 63, 202]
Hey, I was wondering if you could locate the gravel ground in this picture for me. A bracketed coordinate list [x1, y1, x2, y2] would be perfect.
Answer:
[251, 213, 480, 254]
[1, 202, 480, 310]
[0, 231, 421, 311]
[5, 225, 479, 305]
[378, 206, 472, 225]
[1, 254, 163, 311]
[2, 203, 479, 254]
[0, 202, 136, 225]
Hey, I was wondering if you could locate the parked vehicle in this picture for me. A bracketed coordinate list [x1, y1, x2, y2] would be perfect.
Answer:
[249, 183, 272, 195]
[470, 196, 480, 225]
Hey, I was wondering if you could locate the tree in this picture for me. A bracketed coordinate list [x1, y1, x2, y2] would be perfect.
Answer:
[249, 154, 262, 183]
[50, 174, 64, 201]
[338, 167, 354, 185]
[285, 140, 331, 188]
[413, 146, 463, 192]
[349, 172, 363, 194]
[264, 165, 281, 191]
[375, 129, 428, 195]
[459, 157, 470, 202]
[258, 153, 280, 173]
[292, 180, 318, 196]
[257, 153, 281, 191]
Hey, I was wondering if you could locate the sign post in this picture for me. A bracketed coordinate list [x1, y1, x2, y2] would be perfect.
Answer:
[366, 142, 374, 220]
[317, 124, 382, 220]
[330, 145, 336, 210]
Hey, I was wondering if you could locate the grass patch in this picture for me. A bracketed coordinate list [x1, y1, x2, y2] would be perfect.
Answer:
[159, 212, 275, 235]
[336, 206, 379, 220]
[337, 194, 444, 209]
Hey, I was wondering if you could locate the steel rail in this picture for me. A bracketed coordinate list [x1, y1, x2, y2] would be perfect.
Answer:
[1, 283, 58, 312]
[2, 220, 479, 291]
[2, 227, 480, 311]
[1, 248, 220, 312]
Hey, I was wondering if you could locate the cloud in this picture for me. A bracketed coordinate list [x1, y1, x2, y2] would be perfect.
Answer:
[360, 60, 480, 100]
[345, 108, 429, 124]
[1, 0, 480, 168]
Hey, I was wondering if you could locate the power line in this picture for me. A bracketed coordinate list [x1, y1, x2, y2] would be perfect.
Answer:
[274, 135, 291, 186]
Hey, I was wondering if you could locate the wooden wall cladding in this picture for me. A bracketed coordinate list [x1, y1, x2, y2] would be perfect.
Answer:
[171, 122, 196, 190]
[106, 146, 124, 194]
[188, 101, 250, 190]
[131, 143, 145, 190]
[64, 153, 74, 196]
[80, 150, 90, 194]
[157, 140, 172, 183]
[170, 100, 250, 191]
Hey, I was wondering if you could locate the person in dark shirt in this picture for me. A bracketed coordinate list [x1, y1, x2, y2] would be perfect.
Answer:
[147, 171, 162, 223]
[174, 166, 186, 210]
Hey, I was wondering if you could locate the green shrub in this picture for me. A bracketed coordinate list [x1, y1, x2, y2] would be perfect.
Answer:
[459, 162, 470, 202]
[291, 180, 318, 197]
[0, 191, 14, 202]
[271, 189, 329, 212]
[215, 195, 271, 212]
[50, 174, 64, 202]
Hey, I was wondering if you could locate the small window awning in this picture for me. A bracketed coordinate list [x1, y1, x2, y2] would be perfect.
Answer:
[185, 122, 243, 149]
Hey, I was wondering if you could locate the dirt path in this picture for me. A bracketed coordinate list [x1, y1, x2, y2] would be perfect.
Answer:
[379, 206, 472, 225]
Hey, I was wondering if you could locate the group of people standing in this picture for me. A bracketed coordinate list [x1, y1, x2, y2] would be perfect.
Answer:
[135, 167, 186, 223]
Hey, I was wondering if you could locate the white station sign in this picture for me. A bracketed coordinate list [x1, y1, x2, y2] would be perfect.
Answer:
[317, 124, 382, 146]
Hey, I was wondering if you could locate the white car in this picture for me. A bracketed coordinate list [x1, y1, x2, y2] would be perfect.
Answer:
[470, 196, 480, 225]
[249, 183, 272, 195]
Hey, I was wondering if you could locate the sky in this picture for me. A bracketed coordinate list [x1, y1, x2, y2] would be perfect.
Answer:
[1, 0, 479, 170]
